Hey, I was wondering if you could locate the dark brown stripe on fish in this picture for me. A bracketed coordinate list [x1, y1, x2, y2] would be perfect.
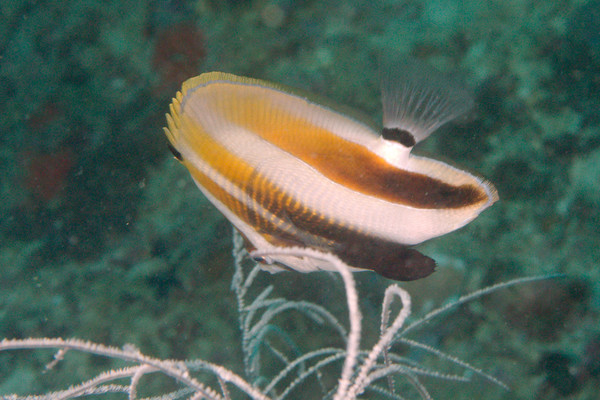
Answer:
[219, 94, 487, 209]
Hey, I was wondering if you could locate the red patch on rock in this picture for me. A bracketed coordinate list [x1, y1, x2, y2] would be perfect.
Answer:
[152, 23, 206, 93]
[24, 149, 75, 201]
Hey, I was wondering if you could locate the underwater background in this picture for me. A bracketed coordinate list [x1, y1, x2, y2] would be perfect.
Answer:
[1, 0, 599, 398]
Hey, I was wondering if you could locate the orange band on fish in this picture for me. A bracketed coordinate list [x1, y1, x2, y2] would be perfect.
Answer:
[164, 61, 498, 281]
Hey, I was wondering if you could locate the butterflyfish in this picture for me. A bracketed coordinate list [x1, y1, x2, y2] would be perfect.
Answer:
[163, 60, 498, 281]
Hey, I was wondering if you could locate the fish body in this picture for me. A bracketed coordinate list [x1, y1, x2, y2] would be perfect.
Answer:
[164, 63, 497, 281]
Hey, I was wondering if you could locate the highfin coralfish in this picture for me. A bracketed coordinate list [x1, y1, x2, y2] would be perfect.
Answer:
[163, 59, 498, 281]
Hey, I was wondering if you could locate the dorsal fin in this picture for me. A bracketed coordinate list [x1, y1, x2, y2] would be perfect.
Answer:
[380, 56, 473, 146]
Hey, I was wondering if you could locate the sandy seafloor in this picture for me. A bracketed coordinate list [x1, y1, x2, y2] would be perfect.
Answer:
[1, 0, 599, 399]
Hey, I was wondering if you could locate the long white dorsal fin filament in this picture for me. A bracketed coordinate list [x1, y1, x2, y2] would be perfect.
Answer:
[380, 57, 473, 146]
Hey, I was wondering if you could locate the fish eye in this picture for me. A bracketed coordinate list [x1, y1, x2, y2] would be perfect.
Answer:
[167, 143, 183, 161]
